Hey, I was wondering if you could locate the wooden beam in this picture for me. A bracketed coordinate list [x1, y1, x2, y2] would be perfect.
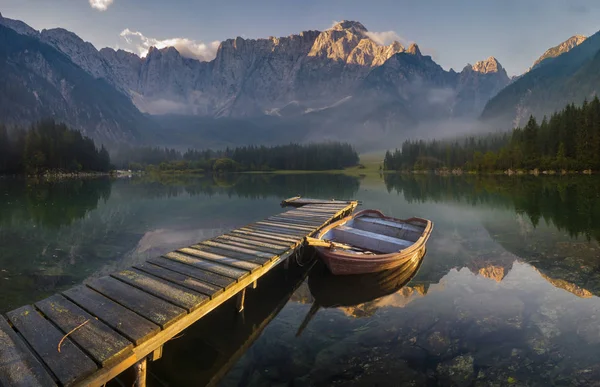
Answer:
[133, 358, 146, 387]
[149, 346, 162, 362]
[236, 288, 246, 313]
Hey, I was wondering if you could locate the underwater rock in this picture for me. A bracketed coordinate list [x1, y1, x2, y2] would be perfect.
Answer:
[424, 331, 452, 357]
[436, 355, 475, 387]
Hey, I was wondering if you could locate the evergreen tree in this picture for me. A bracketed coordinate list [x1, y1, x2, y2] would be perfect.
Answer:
[383, 99, 600, 172]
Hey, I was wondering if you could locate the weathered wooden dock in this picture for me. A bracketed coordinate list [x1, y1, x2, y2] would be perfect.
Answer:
[0, 199, 358, 387]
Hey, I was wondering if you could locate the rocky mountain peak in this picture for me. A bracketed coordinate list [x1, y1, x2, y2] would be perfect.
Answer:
[40, 27, 112, 80]
[529, 34, 587, 71]
[467, 56, 504, 74]
[406, 43, 421, 56]
[389, 41, 404, 52]
[330, 20, 368, 34]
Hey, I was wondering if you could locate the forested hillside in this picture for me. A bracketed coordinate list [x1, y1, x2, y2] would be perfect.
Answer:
[385, 97, 600, 172]
[0, 120, 111, 174]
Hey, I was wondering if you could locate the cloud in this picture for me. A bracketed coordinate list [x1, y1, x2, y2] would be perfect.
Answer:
[327, 20, 406, 47]
[120, 29, 220, 61]
[89, 0, 113, 11]
[365, 31, 404, 46]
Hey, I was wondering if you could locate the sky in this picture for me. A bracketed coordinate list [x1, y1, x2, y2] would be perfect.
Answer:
[1, 0, 599, 75]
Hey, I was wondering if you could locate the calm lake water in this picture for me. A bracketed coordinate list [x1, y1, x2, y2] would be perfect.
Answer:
[1, 173, 599, 386]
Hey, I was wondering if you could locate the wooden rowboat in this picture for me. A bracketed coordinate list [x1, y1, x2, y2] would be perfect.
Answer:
[305, 209, 433, 275]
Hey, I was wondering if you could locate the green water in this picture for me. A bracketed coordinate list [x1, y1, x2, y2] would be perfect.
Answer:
[1, 174, 599, 386]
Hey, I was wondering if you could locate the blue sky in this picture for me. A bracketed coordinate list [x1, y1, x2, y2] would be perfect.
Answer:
[1, 0, 599, 75]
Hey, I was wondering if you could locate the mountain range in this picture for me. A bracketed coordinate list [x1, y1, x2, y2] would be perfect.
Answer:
[482, 30, 600, 128]
[0, 13, 597, 148]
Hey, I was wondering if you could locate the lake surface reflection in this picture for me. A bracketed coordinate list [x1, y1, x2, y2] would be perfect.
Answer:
[1, 174, 599, 386]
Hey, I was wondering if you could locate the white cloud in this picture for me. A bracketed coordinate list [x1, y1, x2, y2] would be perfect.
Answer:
[365, 31, 404, 46]
[89, 0, 113, 11]
[327, 20, 405, 47]
[120, 28, 220, 61]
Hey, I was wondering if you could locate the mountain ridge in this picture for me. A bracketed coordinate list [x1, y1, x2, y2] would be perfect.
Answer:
[529, 35, 587, 71]
[481, 30, 600, 128]
[0, 23, 159, 144]
[0, 14, 517, 147]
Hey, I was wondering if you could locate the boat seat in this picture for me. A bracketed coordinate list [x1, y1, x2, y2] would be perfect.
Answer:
[354, 217, 422, 233]
[331, 226, 414, 254]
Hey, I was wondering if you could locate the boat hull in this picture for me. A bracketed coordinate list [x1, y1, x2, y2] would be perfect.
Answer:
[311, 209, 433, 275]
[317, 244, 427, 275]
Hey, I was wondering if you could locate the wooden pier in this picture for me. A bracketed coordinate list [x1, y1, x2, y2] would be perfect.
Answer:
[0, 199, 358, 387]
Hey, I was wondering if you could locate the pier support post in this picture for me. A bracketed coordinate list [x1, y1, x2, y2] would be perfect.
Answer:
[134, 358, 147, 387]
[150, 346, 163, 361]
[236, 288, 246, 313]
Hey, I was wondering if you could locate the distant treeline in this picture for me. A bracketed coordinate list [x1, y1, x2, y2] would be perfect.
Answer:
[385, 97, 600, 172]
[0, 120, 111, 175]
[114, 142, 359, 172]
[0, 119, 358, 175]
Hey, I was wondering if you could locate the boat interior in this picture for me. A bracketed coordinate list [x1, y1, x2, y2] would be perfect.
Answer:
[321, 214, 427, 255]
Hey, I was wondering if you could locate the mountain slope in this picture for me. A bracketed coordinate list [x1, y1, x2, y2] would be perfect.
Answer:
[481, 30, 600, 127]
[530, 35, 587, 71]
[0, 24, 157, 144]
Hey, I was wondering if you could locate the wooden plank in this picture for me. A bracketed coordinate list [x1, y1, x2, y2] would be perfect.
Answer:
[35, 295, 133, 368]
[245, 224, 308, 237]
[353, 216, 423, 234]
[218, 234, 290, 250]
[214, 236, 286, 254]
[256, 220, 316, 232]
[239, 226, 305, 240]
[87, 277, 186, 329]
[72, 248, 296, 387]
[267, 216, 323, 226]
[233, 229, 300, 244]
[281, 210, 332, 218]
[177, 247, 261, 272]
[111, 269, 209, 313]
[246, 224, 308, 236]
[163, 252, 249, 280]
[63, 286, 160, 346]
[281, 208, 332, 216]
[301, 206, 350, 211]
[6, 305, 97, 387]
[147, 257, 235, 289]
[226, 231, 295, 245]
[279, 214, 331, 222]
[258, 219, 317, 230]
[0, 316, 57, 387]
[230, 229, 298, 245]
[133, 263, 223, 298]
[191, 243, 270, 264]
[196, 240, 275, 260]
[293, 207, 339, 214]
[331, 225, 413, 253]
[303, 202, 351, 207]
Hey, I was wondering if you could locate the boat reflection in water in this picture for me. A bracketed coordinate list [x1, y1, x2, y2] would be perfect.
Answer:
[296, 251, 425, 336]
